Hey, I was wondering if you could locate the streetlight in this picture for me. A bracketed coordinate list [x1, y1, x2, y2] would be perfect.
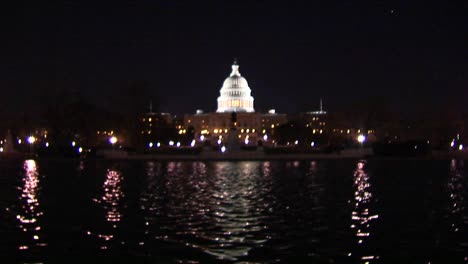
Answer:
[109, 136, 117, 150]
[27, 136, 36, 154]
[357, 134, 366, 155]
[27, 136, 36, 144]
[357, 134, 366, 144]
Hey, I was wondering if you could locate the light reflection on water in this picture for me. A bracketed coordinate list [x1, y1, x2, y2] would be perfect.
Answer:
[89, 167, 124, 250]
[16, 159, 46, 250]
[349, 160, 379, 263]
[2, 158, 466, 262]
[447, 159, 467, 261]
[140, 161, 273, 261]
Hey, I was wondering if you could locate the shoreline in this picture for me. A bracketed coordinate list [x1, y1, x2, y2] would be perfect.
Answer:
[2, 149, 467, 161]
[97, 149, 468, 161]
[100, 148, 374, 161]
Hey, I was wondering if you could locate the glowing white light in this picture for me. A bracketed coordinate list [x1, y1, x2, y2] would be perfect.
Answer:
[459, 144, 463, 150]
[294, 140, 299, 145]
[450, 140, 455, 147]
[169, 141, 174, 146]
[311, 142, 315, 147]
[18, 139, 22, 144]
[78, 147, 83, 153]
[263, 134, 268, 141]
[200, 135, 205, 141]
[221, 146, 226, 153]
[45, 142, 49, 147]
[27, 136, 36, 144]
[357, 134, 366, 143]
[245, 138, 249, 145]
[190, 140, 196, 147]
[176, 142, 181, 147]
[148, 142, 153, 148]
[0, 147, 3, 152]
[71, 141, 76, 147]
[217, 139, 222, 145]
[109, 136, 117, 145]
[157, 142, 161, 147]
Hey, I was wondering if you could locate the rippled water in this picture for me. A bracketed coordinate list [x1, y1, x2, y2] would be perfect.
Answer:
[0, 158, 467, 263]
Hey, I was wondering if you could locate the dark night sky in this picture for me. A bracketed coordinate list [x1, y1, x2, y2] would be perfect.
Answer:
[1, 1, 467, 115]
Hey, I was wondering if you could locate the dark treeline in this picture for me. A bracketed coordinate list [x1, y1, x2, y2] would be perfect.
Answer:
[0, 80, 160, 148]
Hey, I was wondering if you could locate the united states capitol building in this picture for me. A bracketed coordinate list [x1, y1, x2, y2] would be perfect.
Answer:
[183, 60, 287, 145]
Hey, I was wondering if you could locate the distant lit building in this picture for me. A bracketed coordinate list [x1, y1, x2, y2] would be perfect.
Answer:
[298, 99, 328, 134]
[138, 104, 177, 146]
[185, 60, 287, 145]
[261, 109, 288, 139]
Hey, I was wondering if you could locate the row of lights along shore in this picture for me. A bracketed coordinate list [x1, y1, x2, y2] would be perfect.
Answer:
[1, 133, 368, 154]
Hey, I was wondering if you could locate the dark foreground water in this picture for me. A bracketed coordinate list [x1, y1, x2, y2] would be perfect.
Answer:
[0, 158, 466, 263]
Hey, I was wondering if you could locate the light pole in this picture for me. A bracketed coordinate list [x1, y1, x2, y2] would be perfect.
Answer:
[27, 136, 36, 155]
[357, 134, 366, 145]
[357, 134, 366, 154]
[109, 136, 117, 151]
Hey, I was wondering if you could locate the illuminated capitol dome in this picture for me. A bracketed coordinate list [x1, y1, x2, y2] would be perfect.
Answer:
[216, 60, 255, 113]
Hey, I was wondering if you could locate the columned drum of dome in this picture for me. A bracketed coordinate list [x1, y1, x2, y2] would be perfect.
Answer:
[216, 62, 255, 113]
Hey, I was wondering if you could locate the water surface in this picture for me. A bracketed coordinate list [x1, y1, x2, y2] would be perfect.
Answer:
[0, 158, 466, 263]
